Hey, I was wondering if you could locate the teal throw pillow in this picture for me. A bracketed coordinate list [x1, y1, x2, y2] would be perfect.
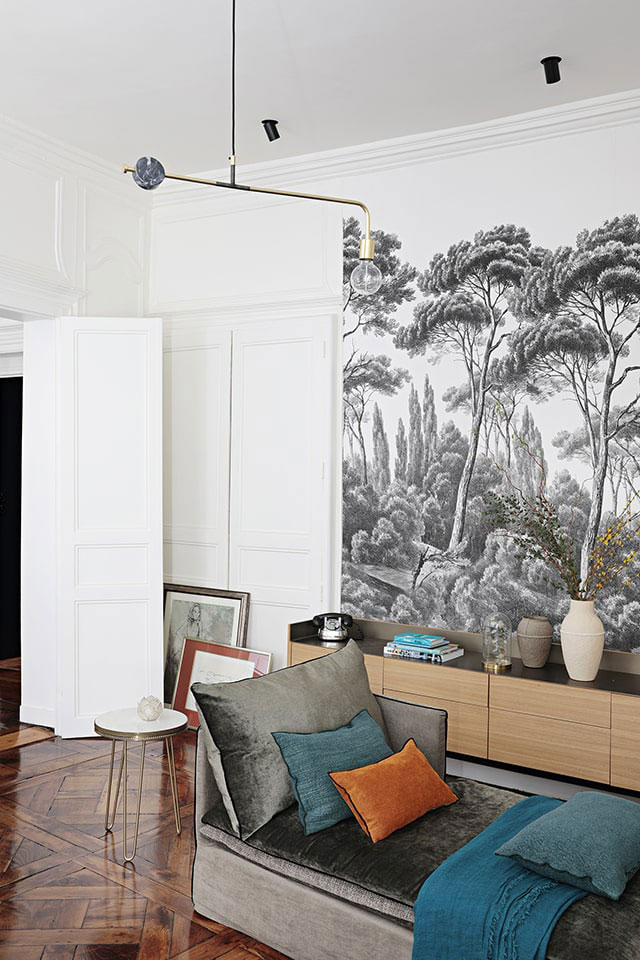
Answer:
[496, 791, 640, 900]
[272, 709, 392, 835]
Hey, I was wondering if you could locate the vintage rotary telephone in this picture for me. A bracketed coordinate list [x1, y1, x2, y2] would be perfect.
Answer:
[312, 613, 363, 645]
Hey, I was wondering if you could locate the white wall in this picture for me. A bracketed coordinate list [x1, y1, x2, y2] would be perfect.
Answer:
[150, 87, 640, 676]
[150, 190, 343, 668]
[0, 113, 148, 324]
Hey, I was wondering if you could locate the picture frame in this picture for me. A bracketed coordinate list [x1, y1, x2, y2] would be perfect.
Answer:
[163, 583, 250, 704]
[173, 638, 271, 728]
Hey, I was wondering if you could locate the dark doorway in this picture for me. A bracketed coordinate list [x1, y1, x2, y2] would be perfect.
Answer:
[0, 377, 22, 659]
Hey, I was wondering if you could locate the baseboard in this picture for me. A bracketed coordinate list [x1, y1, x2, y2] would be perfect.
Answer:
[446, 757, 636, 802]
[20, 704, 55, 730]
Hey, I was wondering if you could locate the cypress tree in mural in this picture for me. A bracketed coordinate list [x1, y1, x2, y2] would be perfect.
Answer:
[343, 218, 414, 484]
[395, 418, 408, 483]
[396, 225, 542, 552]
[343, 353, 409, 484]
[512, 215, 640, 578]
[407, 384, 424, 487]
[512, 406, 547, 498]
[372, 403, 391, 491]
[422, 374, 438, 475]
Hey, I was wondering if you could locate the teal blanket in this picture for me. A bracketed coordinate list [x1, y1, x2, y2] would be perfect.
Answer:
[412, 796, 586, 960]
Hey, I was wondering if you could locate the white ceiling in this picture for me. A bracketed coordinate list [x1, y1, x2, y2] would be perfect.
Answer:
[2, 0, 640, 172]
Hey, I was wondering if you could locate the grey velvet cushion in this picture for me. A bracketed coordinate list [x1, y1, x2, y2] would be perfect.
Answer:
[192, 640, 387, 839]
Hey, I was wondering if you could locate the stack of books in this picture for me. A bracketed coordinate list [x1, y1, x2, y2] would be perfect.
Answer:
[383, 633, 464, 663]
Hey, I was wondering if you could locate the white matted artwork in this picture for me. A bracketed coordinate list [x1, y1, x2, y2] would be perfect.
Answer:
[173, 638, 272, 728]
[163, 584, 250, 704]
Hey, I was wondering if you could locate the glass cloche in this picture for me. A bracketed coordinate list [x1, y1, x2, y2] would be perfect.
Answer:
[482, 611, 513, 672]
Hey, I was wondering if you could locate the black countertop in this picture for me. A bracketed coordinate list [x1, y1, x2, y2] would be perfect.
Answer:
[291, 635, 640, 698]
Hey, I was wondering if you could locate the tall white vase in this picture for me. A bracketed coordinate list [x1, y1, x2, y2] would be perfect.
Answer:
[560, 599, 604, 682]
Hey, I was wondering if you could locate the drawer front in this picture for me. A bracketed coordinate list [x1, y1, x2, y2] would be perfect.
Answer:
[383, 658, 488, 706]
[288, 643, 383, 695]
[489, 708, 610, 783]
[384, 688, 488, 758]
[490, 674, 611, 728]
[611, 694, 640, 791]
[288, 643, 331, 666]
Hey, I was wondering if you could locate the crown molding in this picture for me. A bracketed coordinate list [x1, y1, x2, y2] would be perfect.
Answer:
[0, 320, 23, 354]
[155, 87, 640, 206]
[0, 113, 149, 206]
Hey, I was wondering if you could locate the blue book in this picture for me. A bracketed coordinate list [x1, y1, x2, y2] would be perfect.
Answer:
[393, 634, 447, 648]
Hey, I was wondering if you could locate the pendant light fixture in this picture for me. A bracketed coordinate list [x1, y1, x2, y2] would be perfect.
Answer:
[124, 0, 382, 295]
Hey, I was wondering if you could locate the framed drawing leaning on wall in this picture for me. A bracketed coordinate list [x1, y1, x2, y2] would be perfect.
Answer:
[163, 584, 250, 704]
[173, 639, 271, 728]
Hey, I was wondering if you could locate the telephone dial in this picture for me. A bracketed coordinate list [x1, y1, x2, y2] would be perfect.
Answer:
[312, 613, 363, 645]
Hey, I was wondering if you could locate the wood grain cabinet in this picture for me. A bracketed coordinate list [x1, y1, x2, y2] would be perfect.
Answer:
[611, 694, 640, 791]
[287, 634, 640, 792]
[383, 658, 488, 758]
[288, 641, 383, 695]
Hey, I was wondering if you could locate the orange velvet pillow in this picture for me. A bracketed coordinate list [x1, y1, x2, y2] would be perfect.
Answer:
[329, 739, 457, 843]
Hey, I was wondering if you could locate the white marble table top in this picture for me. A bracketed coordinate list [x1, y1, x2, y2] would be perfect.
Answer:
[94, 707, 188, 740]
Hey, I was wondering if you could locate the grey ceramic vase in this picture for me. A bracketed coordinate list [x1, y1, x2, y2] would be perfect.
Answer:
[516, 616, 553, 668]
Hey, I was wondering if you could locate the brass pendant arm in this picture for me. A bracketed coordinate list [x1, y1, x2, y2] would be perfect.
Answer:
[122, 165, 373, 246]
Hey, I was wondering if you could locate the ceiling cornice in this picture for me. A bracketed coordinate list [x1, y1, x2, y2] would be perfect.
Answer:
[155, 87, 640, 206]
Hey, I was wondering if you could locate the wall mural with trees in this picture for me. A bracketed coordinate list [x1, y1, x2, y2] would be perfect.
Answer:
[341, 214, 640, 651]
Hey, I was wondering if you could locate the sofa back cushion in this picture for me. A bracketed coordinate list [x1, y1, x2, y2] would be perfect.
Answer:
[192, 640, 387, 838]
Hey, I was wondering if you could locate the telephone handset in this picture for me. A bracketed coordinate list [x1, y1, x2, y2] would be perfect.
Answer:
[312, 612, 362, 644]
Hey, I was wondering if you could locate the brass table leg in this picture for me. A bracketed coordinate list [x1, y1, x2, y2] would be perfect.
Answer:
[104, 740, 125, 832]
[122, 739, 146, 863]
[166, 736, 182, 835]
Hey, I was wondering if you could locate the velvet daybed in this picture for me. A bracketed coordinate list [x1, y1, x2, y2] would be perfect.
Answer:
[191, 651, 640, 960]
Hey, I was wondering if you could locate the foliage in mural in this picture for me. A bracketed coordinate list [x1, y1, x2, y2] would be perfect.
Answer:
[341, 214, 640, 650]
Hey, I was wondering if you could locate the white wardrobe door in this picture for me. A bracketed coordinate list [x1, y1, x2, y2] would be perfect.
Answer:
[57, 317, 163, 737]
[229, 316, 335, 668]
[163, 328, 231, 588]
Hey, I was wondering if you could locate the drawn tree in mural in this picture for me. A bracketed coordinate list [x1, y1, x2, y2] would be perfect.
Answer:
[343, 353, 409, 484]
[513, 215, 640, 577]
[371, 403, 391, 491]
[343, 217, 417, 342]
[396, 225, 543, 552]
[395, 419, 408, 482]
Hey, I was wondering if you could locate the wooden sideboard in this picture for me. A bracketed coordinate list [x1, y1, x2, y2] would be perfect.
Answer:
[288, 633, 640, 792]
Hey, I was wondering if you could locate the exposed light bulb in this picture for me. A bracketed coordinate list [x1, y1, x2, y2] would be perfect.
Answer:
[132, 156, 165, 190]
[351, 260, 382, 296]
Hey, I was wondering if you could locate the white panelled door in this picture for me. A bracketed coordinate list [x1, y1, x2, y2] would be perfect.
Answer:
[229, 315, 336, 667]
[57, 317, 163, 737]
[163, 327, 232, 588]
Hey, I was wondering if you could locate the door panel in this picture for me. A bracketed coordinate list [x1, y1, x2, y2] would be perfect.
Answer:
[57, 317, 163, 737]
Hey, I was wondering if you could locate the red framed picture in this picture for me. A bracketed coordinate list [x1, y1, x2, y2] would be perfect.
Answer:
[173, 638, 272, 729]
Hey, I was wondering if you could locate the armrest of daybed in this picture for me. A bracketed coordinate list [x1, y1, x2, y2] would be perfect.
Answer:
[375, 694, 448, 779]
[195, 725, 222, 829]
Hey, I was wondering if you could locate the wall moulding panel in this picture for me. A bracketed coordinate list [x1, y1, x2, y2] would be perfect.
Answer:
[148, 193, 342, 316]
[0, 114, 148, 320]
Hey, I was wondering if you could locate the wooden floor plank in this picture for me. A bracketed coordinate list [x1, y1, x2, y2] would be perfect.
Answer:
[0, 666, 292, 960]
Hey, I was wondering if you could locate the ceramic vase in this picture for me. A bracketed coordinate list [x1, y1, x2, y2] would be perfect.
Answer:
[560, 599, 604, 682]
[516, 616, 553, 668]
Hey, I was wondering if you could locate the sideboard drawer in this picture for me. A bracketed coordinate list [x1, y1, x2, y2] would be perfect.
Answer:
[384, 688, 488, 758]
[288, 643, 383, 694]
[489, 708, 610, 783]
[490, 674, 611, 728]
[289, 643, 330, 666]
[383, 658, 488, 706]
[611, 694, 640, 791]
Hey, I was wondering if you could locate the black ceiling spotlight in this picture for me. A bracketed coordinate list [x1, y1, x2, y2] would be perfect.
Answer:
[541, 56, 562, 84]
[262, 119, 280, 142]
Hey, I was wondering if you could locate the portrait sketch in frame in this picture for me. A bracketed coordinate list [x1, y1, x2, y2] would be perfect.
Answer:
[163, 584, 250, 704]
[173, 638, 271, 728]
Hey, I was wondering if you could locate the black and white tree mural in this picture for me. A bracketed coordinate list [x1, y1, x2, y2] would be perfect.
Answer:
[341, 215, 640, 651]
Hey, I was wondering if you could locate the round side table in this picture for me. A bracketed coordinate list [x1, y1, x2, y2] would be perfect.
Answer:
[94, 707, 188, 862]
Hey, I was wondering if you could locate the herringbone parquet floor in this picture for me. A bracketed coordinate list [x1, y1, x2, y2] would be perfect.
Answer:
[0, 664, 291, 960]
